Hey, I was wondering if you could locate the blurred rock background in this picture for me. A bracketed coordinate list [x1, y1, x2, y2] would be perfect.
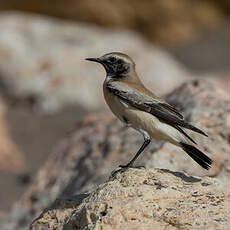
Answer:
[0, 0, 228, 47]
[0, 0, 229, 221]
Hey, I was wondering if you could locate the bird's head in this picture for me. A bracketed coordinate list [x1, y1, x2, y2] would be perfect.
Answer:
[86, 52, 135, 78]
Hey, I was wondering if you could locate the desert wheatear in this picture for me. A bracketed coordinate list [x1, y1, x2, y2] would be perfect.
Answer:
[86, 52, 212, 170]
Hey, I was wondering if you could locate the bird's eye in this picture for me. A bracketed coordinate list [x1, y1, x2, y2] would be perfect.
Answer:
[109, 57, 116, 63]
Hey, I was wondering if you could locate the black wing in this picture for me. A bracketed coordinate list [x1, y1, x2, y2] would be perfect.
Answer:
[107, 84, 207, 139]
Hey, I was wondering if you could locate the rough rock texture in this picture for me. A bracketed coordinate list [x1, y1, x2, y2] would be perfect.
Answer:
[3, 79, 230, 230]
[30, 168, 230, 230]
[0, 0, 225, 46]
[0, 98, 25, 172]
[0, 12, 189, 113]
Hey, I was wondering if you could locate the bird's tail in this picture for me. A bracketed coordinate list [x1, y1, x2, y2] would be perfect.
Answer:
[180, 142, 212, 170]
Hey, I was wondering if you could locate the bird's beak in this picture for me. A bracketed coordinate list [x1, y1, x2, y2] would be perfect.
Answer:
[85, 57, 102, 63]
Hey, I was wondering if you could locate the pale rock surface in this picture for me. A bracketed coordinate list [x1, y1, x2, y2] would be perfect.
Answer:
[0, 12, 189, 113]
[207, 73, 230, 95]
[3, 79, 230, 230]
[30, 168, 230, 230]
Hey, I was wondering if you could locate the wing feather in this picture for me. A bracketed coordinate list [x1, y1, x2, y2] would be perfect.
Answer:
[107, 83, 207, 137]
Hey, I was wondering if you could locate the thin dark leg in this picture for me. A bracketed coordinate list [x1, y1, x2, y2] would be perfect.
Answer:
[119, 138, 151, 168]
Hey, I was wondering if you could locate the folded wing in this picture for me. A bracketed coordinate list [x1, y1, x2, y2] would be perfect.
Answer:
[107, 83, 208, 141]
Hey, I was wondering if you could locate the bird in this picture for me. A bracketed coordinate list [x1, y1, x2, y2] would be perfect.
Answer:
[86, 52, 212, 170]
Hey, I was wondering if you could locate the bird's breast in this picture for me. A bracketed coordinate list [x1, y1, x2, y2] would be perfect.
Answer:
[103, 83, 174, 142]
[103, 84, 127, 122]
[103, 83, 158, 129]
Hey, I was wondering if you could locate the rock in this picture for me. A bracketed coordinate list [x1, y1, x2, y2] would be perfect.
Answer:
[0, 98, 25, 173]
[0, 12, 189, 113]
[208, 73, 230, 95]
[0, 1, 225, 46]
[3, 79, 230, 230]
[0, 96, 26, 212]
[30, 168, 230, 230]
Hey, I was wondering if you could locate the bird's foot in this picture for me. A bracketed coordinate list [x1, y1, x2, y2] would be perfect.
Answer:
[111, 164, 146, 177]
[118, 163, 132, 169]
[110, 163, 132, 177]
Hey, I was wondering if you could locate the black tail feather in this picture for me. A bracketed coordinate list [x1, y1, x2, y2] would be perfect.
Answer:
[183, 123, 208, 137]
[174, 125, 197, 145]
[180, 143, 212, 170]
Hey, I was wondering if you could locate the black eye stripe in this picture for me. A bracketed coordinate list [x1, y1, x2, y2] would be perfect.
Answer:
[107, 57, 124, 65]
[109, 57, 116, 62]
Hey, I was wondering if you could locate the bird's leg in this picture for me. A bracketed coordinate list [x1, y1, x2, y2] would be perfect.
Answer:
[119, 130, 151, 168]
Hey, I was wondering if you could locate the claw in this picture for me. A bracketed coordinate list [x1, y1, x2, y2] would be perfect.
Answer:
[111, 164, 131, 177]
[119, 164, 130, 168]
